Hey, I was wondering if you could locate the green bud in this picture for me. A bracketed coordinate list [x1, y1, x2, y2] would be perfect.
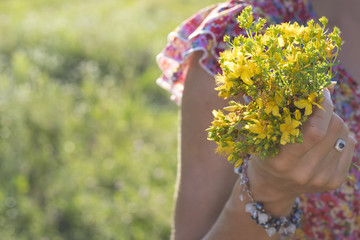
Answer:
[319, 16, 328, 27]
[223, 35, 230, 43]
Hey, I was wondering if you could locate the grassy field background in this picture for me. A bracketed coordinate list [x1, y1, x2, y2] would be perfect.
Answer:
[0, 0, 217, 239]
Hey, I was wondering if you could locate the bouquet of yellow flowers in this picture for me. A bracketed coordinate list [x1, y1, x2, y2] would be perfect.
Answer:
[206, 6, 342, 168]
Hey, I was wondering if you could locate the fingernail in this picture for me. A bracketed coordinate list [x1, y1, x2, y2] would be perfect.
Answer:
[350, 132, 358, 144]
[328, 81, 337, 94]
[323, 87, 330, 98]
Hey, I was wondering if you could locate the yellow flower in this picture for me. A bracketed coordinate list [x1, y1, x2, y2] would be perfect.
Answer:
[280, 115, 301, 145]
[256, 98, 264, 108]
[247, 61, 261, 74]
[215, 74, 229, 85]
[223, 105, 238, 112]
[234, 159, 243, 168]
[220, 48, 240, 62]
[261, 33, 270, 45]
[280, 22, 301, 39]
[302, 29, 310, 42]
[278, 36, 285, 47]
[243, 112, 258, 121]
[212, 109, 223, 118]
[286, 52, 297, 64]
[294, 92, 323, 116]
[245, 120, 268, 139]
[210, 110, 227, 127]
[216, 140, 235, 155]
[217, 90, 230, 99]
[225, 112, 240, 124]
[325, 41, 335, 59]
[224, 62, 242, 79]
[240, 69, 253, 85]
[254, 45, 263, 57]
[215, 74, 233, 93]
[224, 58, 255, 86]
[208, 7, 342, 163]
[294, 109, 301, 120]
[264, 101, 280, 117]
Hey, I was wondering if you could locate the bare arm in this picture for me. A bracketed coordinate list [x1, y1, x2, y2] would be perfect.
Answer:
[173, 51, 356, 240]
[173, 51, 239, 239]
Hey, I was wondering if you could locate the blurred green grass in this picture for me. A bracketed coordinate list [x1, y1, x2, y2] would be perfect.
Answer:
[0, 0, 218, 239]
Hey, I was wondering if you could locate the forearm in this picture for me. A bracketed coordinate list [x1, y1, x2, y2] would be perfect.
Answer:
[202, 176, 296, 240]
[203, 199, 279, 240]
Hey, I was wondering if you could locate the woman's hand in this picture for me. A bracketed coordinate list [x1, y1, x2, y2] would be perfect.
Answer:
[244, 87, 357, 216]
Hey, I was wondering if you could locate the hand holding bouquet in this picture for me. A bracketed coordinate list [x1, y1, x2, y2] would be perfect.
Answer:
[207, 6, 342, 168]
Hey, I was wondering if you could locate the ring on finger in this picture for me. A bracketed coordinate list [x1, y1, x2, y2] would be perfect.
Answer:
[334, 138, 346, 152]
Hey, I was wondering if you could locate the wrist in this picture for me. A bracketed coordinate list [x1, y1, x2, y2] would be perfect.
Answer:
[246, 160, 298, 217]
[230, 160, 302, 237]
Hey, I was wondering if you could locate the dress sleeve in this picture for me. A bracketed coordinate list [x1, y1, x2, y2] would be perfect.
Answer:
[156, 1, 246, 104]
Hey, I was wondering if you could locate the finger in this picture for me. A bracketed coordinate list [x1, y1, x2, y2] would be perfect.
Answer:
[274, 112, 347, 180]
[327, 134, 356, 190]
[302, 88, 334, 143]
[299, 127, 354, 192]
[283, 89, 334, 159]
[308, 113, 348, 163]
[305, 134, 349, 191]
[327, 81, 337, 94]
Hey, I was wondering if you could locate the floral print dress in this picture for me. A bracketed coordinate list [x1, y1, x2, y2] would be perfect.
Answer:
[156, 0, 360, 239]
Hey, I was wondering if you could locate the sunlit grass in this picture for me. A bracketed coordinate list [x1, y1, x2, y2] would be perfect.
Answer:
[0, 0, 217, 239]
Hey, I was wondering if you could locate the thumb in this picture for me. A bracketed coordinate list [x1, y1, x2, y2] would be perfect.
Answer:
[327, 81, 337, 94]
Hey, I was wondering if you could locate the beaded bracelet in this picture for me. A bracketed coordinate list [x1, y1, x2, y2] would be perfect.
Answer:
[234, 159, 302, 237]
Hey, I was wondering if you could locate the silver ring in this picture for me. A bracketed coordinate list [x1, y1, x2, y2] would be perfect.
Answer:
[334, 138, 346, 152]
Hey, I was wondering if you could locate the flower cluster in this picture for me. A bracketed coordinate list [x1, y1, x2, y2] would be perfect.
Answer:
[206, 6, 342, 167]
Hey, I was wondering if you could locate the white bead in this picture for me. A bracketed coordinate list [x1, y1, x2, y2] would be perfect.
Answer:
[239, 194, 245, 201]
[265, 227, 277, 237]
[251, 210, 258, 218]
[245, 203, 255, 213]
[287, 224, 297, 234]
[258, 213, 269, 224]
